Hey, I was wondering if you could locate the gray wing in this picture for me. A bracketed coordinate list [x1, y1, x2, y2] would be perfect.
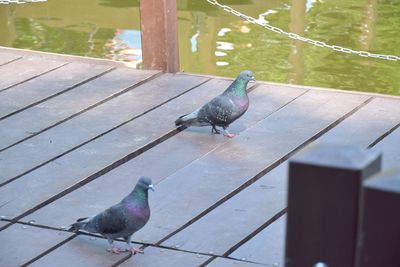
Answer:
[89, 204, 127, 235]
[197, 95, 237, 126]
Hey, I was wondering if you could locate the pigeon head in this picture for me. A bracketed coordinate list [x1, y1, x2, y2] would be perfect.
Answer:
[239, 70, 256, 83]
[137, 176, 154, 191]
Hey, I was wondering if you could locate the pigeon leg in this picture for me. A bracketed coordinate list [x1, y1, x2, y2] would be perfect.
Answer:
[211, 125, 221, 134]
[124, 235, 144, 255]
[106, 238, 122, 254]
[223, 127, 235, 138]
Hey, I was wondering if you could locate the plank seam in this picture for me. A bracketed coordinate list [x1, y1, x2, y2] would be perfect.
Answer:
[0, 62, 69, 93]
[21, 234, 77, 267]
[0, 68, 156, 152]
[0, 71, 166, 186]
[223, 208, 287, 257]
[0, 56, 22, 67]
[154, 96, 374, 247]
[0, 78, 213, 227]
[0, 219, 266, 266]
[0, 66, 116, 122]
[368, 120, 400, 148]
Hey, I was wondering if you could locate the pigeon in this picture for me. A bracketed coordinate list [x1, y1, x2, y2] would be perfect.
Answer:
[69, 176, 154, 254]
[175, 70, 255, 138]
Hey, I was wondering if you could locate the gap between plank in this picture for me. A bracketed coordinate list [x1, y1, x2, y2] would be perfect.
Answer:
[0, 79, 213, 227]
[2, 90, 373, 266]
[0, 69, 159, 152]
[21, 234, 78, 267]
[0, 71, 183, 187]
[367, 121, 400, 148]
[0, 62, 69, 93]
[154, 96, 374, 248]
[0, 67, 116, 122]
[0, 56, 22, 67]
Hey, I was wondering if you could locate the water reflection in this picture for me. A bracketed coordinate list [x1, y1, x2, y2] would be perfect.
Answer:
[105, 29, 142, 68]
[0, 0, 399, 95]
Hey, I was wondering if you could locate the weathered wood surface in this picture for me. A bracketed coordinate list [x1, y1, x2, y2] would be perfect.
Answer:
[207, 258, 266, 267]
[0, 56, 65, 92]
[0, 52, 20, 65]
[0, 48, 400, 266]
[0, 224, 73, 267]
[0, 67, 158, 151]
[0, 62, 112, 120]
[230, 215, 287, 265]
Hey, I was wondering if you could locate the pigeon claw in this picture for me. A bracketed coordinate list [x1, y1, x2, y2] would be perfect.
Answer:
[224, 133, 236, 138]
[109, 247, 122, 254]
[128, 247, 144, 255]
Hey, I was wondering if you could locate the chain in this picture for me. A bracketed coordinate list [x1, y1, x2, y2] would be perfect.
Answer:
[207, 0, 400, 61]
[0, 0, 47, 4]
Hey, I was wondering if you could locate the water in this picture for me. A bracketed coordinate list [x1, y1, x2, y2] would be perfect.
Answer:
[0, 0, 399, 95]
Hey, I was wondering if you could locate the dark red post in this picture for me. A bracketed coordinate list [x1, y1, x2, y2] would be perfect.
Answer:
[355, 168, 400, 267]
[285, 143, 381, 267]
[139, 0, 180, 72]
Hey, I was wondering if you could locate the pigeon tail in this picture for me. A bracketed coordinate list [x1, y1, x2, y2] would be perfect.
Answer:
[175, 111, 199, 127]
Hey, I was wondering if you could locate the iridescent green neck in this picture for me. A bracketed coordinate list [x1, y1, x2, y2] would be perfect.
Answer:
[128, 188, 148, 206]
[227, 78, 248, 97]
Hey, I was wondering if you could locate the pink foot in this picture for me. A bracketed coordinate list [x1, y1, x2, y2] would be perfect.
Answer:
[108, 247, 122, 254]
[224, 133, 235, 138]
[127, 247, 144, 255]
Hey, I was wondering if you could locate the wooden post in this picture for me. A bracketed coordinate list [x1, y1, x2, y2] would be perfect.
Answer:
[139, 0, 180, 72]
[285, 143, 381, 267]
[355, 168, 400, 267]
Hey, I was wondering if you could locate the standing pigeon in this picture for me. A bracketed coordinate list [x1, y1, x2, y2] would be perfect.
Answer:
[69, 176, 154, 254]
[175, 70, 255, 138]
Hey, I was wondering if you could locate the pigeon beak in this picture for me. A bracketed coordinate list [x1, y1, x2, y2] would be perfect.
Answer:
[250, 76, 256, 82]
[148, 184, 155, 191]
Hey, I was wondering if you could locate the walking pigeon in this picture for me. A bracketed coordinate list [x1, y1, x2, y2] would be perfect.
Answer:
[69, 176, 154, 254]
[175, 70, 255, 138]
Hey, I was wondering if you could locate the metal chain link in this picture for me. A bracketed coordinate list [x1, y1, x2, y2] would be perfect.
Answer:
[0, 0, 47, 4]
[207, 0, 400, 61]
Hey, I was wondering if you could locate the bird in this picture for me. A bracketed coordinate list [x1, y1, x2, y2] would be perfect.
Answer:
[175, 70, 255, 138]
[69, 176, 154, 254]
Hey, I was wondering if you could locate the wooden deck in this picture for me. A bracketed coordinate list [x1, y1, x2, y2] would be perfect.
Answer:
[0, 47, 399, 267]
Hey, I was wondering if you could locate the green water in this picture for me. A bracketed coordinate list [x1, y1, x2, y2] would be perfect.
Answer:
[0, 0, 399, 95]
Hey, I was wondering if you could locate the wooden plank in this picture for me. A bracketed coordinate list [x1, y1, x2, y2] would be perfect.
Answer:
[207, 257, 265, 267]
[160, 165, 288, 256]
[0, 72, 204, 185]
[0, 52, 21, 65]
[0, 224, 73, 267]
[119, 246, 210, 267]
[371, 126, 400, 169]
[140, 0, 179, 72]
[29, 235, 128, 267]
[0, 78, 237, 220]
[0, 47, 128, 68]
[0, 67, 157, 151]
[31, 238, 210, 267]
[0, 62, 113, 119]
[159, 95, 400, 257]
[152, 91, 366, 248]
[230, 215, 286, 265]
[22, 89, 366, 242]
[318, 97, 400, 147]
[0, 56, 65, 91]
[0, 220, 7, 228]
[222, 98, 400, 265]
[19, 84, 305, 232]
